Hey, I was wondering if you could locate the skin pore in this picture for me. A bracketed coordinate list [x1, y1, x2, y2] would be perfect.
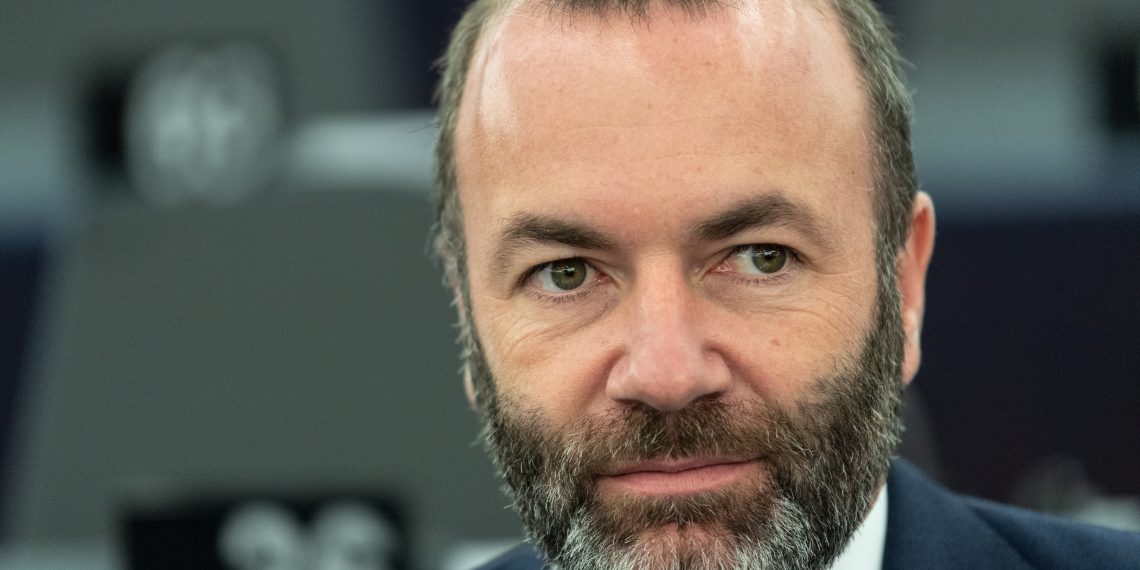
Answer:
[452, 0, 935, 567]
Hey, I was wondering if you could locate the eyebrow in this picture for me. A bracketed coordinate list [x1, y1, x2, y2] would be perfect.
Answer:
[491, 193, 835, 275]
[689, 194, 835, 252]
[493, 213, 616, 275]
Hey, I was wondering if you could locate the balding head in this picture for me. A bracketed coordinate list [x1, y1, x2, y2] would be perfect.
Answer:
[433, 0, 915, 297]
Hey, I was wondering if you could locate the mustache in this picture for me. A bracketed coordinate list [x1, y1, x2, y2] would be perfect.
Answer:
[515, 397, 818, 481]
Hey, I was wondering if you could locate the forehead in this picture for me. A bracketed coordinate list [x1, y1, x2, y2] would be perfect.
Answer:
[455, 0, 874, 246]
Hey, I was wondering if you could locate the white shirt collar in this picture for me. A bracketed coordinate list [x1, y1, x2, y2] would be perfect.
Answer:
[828, 484, 888, 570]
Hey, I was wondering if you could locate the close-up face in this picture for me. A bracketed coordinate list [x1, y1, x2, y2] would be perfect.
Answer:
[450, 0, 928, 567]
[459, 0, 878, 429]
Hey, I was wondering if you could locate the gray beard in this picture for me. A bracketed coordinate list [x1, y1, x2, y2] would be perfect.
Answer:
[467, 281, 905, 570]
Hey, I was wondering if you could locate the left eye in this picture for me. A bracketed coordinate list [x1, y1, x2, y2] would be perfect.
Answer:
[730, 244, 790, 275]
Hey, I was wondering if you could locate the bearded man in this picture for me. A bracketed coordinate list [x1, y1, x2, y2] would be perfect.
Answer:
[430, 0, 1140, 568]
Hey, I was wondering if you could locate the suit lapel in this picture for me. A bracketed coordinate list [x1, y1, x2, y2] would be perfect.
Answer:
[883, 459, 1033, 570]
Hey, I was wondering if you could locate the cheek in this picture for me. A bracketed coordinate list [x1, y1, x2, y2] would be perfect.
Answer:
[715, 283, 875, 405]
[473, 296, 615, 418]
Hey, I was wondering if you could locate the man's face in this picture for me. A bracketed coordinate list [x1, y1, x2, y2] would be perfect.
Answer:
[453, 2, 914, 568]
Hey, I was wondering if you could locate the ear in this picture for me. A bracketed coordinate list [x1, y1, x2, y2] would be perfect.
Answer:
[463, 363, 479, 410]
[898, 191, 935, 386]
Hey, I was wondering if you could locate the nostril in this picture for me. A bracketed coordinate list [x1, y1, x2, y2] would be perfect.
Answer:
[606, 350, 732, 412]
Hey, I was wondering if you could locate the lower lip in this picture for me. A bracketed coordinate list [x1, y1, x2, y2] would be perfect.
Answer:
[597, 460, 763, 496]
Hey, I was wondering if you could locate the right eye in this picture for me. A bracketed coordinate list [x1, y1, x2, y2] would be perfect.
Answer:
[529, 258, 595, 293]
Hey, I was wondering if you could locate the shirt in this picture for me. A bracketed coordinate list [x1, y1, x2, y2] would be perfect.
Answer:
[830, 484, 888, 570]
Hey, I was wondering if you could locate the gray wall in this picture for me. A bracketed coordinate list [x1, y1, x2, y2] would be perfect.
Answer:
[905, 0, 1140, 215]
[4, 191, 519, 565]
[0, 0, 417, 239]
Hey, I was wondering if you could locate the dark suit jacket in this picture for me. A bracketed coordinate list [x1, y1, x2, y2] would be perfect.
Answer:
[475, 459, 1140, 569]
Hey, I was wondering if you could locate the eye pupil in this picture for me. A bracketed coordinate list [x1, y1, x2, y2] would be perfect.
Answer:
[750, 246, 787, 274]
[550, 259, 588, 290]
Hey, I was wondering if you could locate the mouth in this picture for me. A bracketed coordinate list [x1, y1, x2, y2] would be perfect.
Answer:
[596, 457, 763, 497]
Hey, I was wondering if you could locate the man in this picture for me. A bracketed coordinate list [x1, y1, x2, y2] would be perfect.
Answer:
[430, 0, 1140, 568]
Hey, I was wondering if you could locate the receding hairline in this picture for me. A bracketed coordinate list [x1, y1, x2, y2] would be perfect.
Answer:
[473, 0, 835, 36]
[455, 0, 864, 151]
[455, 0, 866, 159]
[509, 0, 834, 16]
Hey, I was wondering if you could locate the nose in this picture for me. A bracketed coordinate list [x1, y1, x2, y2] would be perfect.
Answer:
[605, 272, 732, 411]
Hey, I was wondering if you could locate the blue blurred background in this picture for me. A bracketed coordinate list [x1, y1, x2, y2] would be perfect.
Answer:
[1, 0, 1138, 568]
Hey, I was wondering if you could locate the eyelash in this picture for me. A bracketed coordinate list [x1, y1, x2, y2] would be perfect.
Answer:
[523, 286, 599, 304]
[522, 244, 802, 303]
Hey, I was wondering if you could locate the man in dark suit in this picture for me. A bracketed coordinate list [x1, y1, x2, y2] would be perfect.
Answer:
[476, 459, 1140, 569]
[430, 0, 1140, 568]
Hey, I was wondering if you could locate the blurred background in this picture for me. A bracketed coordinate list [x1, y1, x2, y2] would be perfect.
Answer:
[1, 0, 1138, 568]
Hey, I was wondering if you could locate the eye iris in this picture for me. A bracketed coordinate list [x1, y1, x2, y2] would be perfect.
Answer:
[549, 259, 587, 290]
[750, 246, 787, 274]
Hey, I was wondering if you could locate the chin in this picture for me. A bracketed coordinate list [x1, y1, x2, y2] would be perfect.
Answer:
[640, 522, 737, 561]
[557, 485, 779, 570]
[576, 522, 742, 570]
